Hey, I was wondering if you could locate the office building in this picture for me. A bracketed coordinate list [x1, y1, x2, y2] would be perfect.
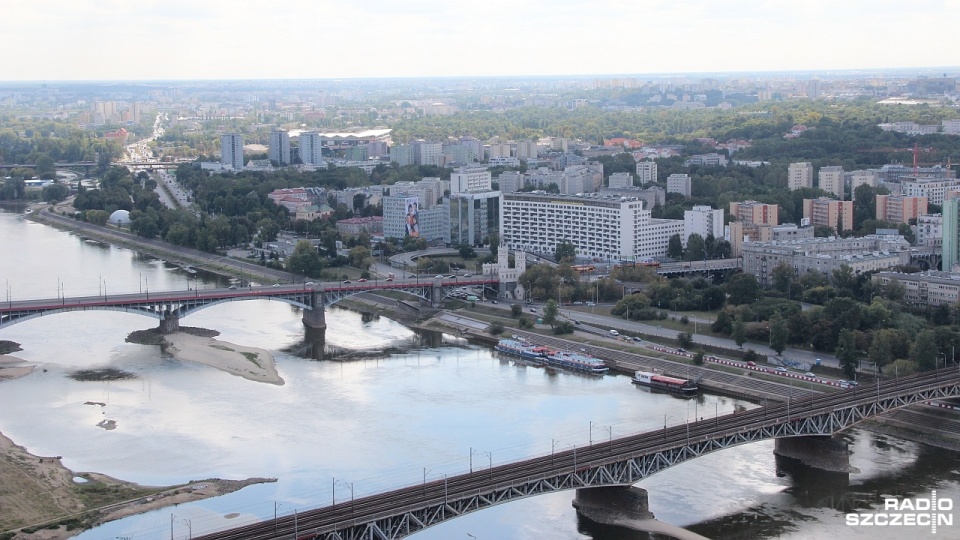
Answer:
[666, 174, 692, 197]
[917, 214, 942, 248]
[788, 162, 813, 190]
[450, 191, 501, 246]
[383, 193, 450, 244]
[268, 130, 291, 165]
[221, 133, 243, 171]
[729, 201, 778, 225]
[818, 166, 845, 199]
[636, 161, 658, 184]
[500, 192, 684, 261]
[873, 271, 960, 307]
[803, 197, 853, 233]
[875, 195, 927, 224]
[684, 205, 724, 240]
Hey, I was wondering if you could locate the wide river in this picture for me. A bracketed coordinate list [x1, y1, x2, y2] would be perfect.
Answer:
[0, 209, 958, 540]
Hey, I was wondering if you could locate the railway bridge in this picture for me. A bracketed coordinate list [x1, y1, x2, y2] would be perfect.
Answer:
[0, 277, 499, 334]
[195, 369, 960, 540]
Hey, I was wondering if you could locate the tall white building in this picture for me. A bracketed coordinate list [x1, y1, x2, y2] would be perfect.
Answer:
[636, 161, 658, 184]
[390, 144, 415, 166]
[849, 170, 878, 198]
[450, 165, 492, 194]
[684, 205, 724, 240]
[414, 141, 443, 166]
[268, 130, 291, 165]
[516, 140, 539, 160]
[221, 133, 243, 171]
[818, 166, 844, 199]
[299, 132, 325, 166]
[500, 192, 684, 261]
[788, 162, 813, 190]
[666, 174, 692, 197]
[901, 177, 960, 205]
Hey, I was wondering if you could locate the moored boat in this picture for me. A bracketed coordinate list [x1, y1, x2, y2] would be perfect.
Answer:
[495, 339, 548, 364]
[631, 371, 698, 395]
[545, 350, 609, 374]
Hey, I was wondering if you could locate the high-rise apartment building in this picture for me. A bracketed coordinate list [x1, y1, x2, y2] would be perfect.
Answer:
[636, 161, 658, 184]
[389, 144, 415, 166]
[729, 201, 778, 225]
[516, 140, 539, 160]
[875, 195, 927, 224]
[818, 166, 844, 199]
[788, 162, 813, 190]
[684, 206, 724, 240]
[414, 141, 443, 166]
[666, 174, 692, 197]
[450, 165, 492, 194]
[802, 197, 853, 233]
[268, 130, 291, 165]
[943, 199, 960, 271]
[299, 132, 325, 166]
[221, 133, 243, 170]
[608, 172, 634, 189]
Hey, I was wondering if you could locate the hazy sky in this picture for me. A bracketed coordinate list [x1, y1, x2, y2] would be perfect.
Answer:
[8, 0, 959, 81]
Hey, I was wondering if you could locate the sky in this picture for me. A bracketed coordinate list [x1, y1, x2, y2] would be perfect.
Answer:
[7, 0, 960, 81]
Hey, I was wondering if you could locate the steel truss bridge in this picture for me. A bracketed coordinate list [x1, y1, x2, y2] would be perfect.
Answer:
[0, 277, 498, 330]
[195, 369, 960, 540]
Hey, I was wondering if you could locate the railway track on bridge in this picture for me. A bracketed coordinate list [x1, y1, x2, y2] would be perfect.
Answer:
[196, 369, 960, 540]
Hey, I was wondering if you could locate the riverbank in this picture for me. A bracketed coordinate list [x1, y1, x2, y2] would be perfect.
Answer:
[0, 428, 275, 539]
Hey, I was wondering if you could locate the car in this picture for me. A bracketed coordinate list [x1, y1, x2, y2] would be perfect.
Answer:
[574, 320, 582, 325]
[632, 336, 642, 342]
[447, 274, 457, 278]
[358, 278, 367, 282]
[272, 283, 281, 287]
[435, 275, 444, 279]
[342, 280, 351, 284]
[491, 300, 497, 304]
[573, 301, 583, 305]
[385, 277, 394, 282]
[586, 302, 596, 306]
[746, 361, 756, 367]
[776, 367, 787, 372]
[529, 308, 537, 313]
[805, 372, 816, 377]
[463, 273, 471, 277]
[676, 347, 685, 353]
[228, 285, 236, 289]
[609, 329, 619, 336]
[304, 281, 315, 286]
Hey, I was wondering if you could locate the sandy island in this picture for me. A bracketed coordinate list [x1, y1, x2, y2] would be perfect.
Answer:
[0, 354, 35, 381]
[0, 334, 282, 538]
[161, 332, 284, 385]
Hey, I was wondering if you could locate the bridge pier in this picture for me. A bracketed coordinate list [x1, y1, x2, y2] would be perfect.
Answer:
[572, 486, 654, 524]
[158, 312, 179, 334]
[774, 435, 852, 473]
[302, 290, 326, 330]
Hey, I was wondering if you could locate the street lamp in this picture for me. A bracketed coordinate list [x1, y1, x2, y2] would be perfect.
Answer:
[484, 451, 493, 479]
[589, 420, 595, 445]
[603, 425, 613, 448]
[470, 447, 480, 473]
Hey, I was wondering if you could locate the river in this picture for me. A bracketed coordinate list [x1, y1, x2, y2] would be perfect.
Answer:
[0, 209, 958, 540]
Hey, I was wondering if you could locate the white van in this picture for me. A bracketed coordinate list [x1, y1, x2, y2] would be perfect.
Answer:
[609, 329, 619, 336]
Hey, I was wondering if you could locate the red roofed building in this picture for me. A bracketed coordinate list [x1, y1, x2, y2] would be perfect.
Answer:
[103, 128, 129, 144]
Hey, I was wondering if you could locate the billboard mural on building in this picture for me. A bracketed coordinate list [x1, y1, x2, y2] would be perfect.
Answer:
[404, 197, 420, 237]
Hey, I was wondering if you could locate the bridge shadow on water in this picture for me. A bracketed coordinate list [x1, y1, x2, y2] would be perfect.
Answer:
[285, 324, 455, 362]
[681, 432, 960, 539]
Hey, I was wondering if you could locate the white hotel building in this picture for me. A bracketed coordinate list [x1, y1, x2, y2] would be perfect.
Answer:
[500, 192, 684, 261]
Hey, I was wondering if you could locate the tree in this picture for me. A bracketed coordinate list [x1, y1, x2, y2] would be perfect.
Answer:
[458, 243, 477, 259]
[488, 321, 505, 335]
[771, 263, 793, 295]
[286, 240, 322, 277]
[41, 183, 69, 202]
[727, 273, 760, 305]
[683, 233, 705, 262]
[667, 233, 684, 259]
[869, 328, 901, 371]
[769, 312, 788, 356]
[732, 317, 746, 349]
[553, 321, 575, 335]
[511, 303, 522, 317]
[130, 216, 159, 239]
[542, 299, 559, 327]
[835, 328, 859, 380]
[693, 351, 705, 366]
[554, 240, 576, 263]
[677, 332, 694, 349]
[911, 329, 939, 372]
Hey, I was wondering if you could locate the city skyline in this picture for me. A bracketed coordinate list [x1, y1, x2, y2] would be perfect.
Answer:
[6, 0, 960, 81]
